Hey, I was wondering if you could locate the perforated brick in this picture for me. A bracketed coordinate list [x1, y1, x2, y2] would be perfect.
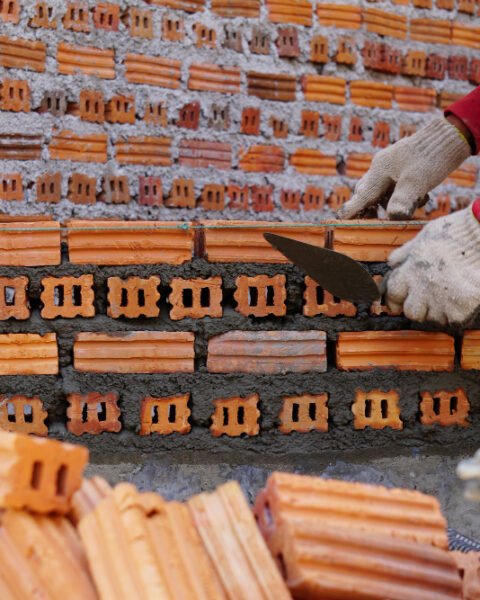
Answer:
[102, 176, 130, 204]
[63, 2, 90, 32]
[67, 392, 121, 435]
[310, 35, 328, 63]
[194, 23, 216, 48]
[210, 394, 260, 437]
[209, 104, 230, 130]
[144, 101, 167, 126]
[0, 395, 47, 436]
[0, 0, 20, 23]
[336, 36, 356, 65]
[30, 1, 56, 28]
[349, 116, 363, 141]
[234, 274, 286, 317]
[0, 173, 22, 201]
[281, 189, 301, 210]
[93, 3, 119, 31]
[328, 186, 351, 211]
[250, 28, 270, 54]
[162, 15, 185, 41]
[227, 184, 249, 209]
[303, 186, 324, 211]
[241, 107, 260, 135]
[448, 55, 469, 81]
[177, 101, 200, 129]
[271, 116, 288, 138]
[303, 276, 356, 317]
[0, 79, 30, 112]
[373, 122, 390, 148]
[167, 178, 196, 208]
[251, 185, 274, 211]
[106, 95, 135, 124]
[79, 89, 105, 124]
[403, 50, 427, 77]
[140, 394, 191, 435]
[169, 277, 222, 320]
[107, 276, 160, 319]
[40, 275, 95, 319]
[470, 58, 480, 84]
[300, 110, 319, 137]
[352, 390, 403, 430]
[201, 184, 225, 210]
[40, 90, 66, 116]
[0, 277, 29, 320]
[323, 114, 342, 141]
[426, 54, 447, 80]
[37, 172, 61, 203]
[129, 7, 153, 38]
[69, 173, 96, 204]
[279, 394, 328, 433]
[276, 27, 299, 57]
[419, 389, 469, 427]
[138, 176, 163, 206]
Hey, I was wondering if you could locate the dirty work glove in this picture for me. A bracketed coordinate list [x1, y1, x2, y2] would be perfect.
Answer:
[457, 450, 480, 502]
[338, 118, 471, 219]
[385, 206, 480, 325]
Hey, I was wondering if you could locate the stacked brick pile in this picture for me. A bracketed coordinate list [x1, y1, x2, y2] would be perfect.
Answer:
[0, 0, 479, 219]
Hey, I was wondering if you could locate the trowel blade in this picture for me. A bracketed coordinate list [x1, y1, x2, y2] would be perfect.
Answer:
[264, 233, 381, 303]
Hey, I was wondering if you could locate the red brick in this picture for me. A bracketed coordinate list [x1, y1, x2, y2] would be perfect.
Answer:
[144, 101, 167, 126]
[270, 116, 289, 138]
[335, 36, 356, 65]
[30, 1, 56, 28]
[36, 173, 61, 203]
[322, 114, 342, 141]
[106, 95, 135, 124]
[303, 276, 356, 317]
[129, 7, 153, 38]
[0, 0, 20, 23]
[458, 0, 475, 12]
[346, 153, 373, 178]
[420, 389, 469, 427]
[403, 50, 427, 77]
[177, 101, 200, 130]
[362, 40, 383, 71]
[281, 189, 301, 210]
[41, 275, 95, 319]
[251, 185, 274, 211]
[0, 36, 46, 73]
[303, 186, 324, 211]
[50, 130, 108, 162]
[250, 28, 270, 54]
[247, 72, 296, 101]
[210, 394, 260, 437]
[208, 330, 327, 374]
[140, 394, 191, 435]
[107, 276, 160, 319]
[239, 145, 283, 173]
[40, 90, 66, 116]
[116, 136, 171, 167]
[364, 8, 407, 39]
[162, 15, 185, 41]
[310, 35, 328, 63]
[214, 0, 260, 17]
[194, 23, 216, 48]
[241, 107, 260, 135]
[470, 58, 480, 85]
[0, 277, 29, 320]
[395, 86, 436, 112]
[352, 389, 403, 430]
[189, 63, 241, 95]
[234, 274, 286, 317]
[227, 184, 249, 209]
[93, 3, 119, 31]
[169, 277, 223, 320]
[300, 110, 319, 137]
[328, 186, 351, 211]
[201, 184, 225, 210]
[67, 392, 121, 436]
[370, 275, 402, 317]
[79, 89, 105, 124]
[209, 104, 230, 130]
[69, 173, 96, 205]
[0, 173, 22, 201]
[178, 140, 231, 169]
[448, 55, 469, 81]
[63, 2, 90, 32]
[138, 176, 163, 206]
[167, 178, 196, 208]
[373, 121, 390, 148]
[279, 394, 328, 433]
[102, 176, 130, 204]
[276, 27, 300, 58]
[436, 0, 454, 8]
[0, 79, 30, 112]
[0, 395, 47, 436]
[349, 116, 363, 142]
[291, 149, 337, 176]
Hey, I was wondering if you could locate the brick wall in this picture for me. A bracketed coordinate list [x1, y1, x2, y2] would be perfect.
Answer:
[0, 0, 479, 221]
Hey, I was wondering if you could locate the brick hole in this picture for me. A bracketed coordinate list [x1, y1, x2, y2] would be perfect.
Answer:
[266, 285, 275, 306]
[4, 286, 15, 306]
[450, 396, 458, 415]
[315, 287, 324, 305]
[168, 404, 176, 423]
[182, 288, 193, 308]
[72, 285, 82, 306]
[7, 402, 15, 422]
[248, 287, 258, 307]
[151, 405, 159, 424]
[200, 287, 210, 307]
[380, 399, 388, 418]
[237, 406, 245, 425]
[222, 406, 229, 425]
[120, 288, 128, 307]
[137, 289, 146, 308]
[24, 403, 33, 423]
[53, 286, 64, 307]
[433, 396, 441, 415]
[365, 399, 372, 418]
[81, 403, 88, 423]
[97, 402, 107, 421]
[31, 461, 43, 490]
[292, 403, 299, 422]
[56, 465, 68, 497]
[309, 402, 317, 421]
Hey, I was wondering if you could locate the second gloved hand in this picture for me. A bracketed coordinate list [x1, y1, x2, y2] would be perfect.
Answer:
[385, 206, 480, 325]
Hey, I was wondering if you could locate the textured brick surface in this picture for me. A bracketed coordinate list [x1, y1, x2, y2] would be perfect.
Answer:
[303, 276, 356, 317]
[107, 276, 160, 319]
[169, 277, 222, 320]
[0, 276, 29, 321]
[0, 395, 48, 436]
[352, 389, 403, 430]
[279, 394, 328, 433]
[234, 274, 286, 317]
[0, 333, 58, 375]
[210, 394, 260, 437]
[420, 389, 470, 427]
[67, 392, 121, 435]
[40, 275, 95, 319]
[140, 394, 191, 435]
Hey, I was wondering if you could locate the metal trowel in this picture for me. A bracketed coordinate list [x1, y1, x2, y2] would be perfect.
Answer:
[264, 233, 381, 303]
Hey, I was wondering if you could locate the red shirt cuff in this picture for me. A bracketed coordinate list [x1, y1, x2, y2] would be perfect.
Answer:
[445, 87, 480, 155]
[472, 198, 480, 223]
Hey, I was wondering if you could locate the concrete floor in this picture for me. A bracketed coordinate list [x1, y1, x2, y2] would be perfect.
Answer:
[88, 446, 480, 541]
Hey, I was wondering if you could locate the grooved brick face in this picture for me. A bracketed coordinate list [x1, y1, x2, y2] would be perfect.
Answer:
[106, 95, 135, 124]
[247, 72, 296, 101]
[107, 276, 160, 319]
[189, 63, 241, 94]
[57, 43, 115, 79]
[140, 394, 191, 435]
[352, 389, 403, 430]
[266, 0, 311, 25]
[0, 36, 46, 72]
[419, 389, 470, 427]
[234, 274, 286, 317]
[50, 130, 108, 163]
[169, 277, 223, 320]
[67, 392, 121, 435]
[79, 89, 105, 123]
[239, 145, 284, 173]
[0, 276, 29, 321]
[0, 395, 48, 436]
[303, 276, 356, 318]
[179, 140, 231, 170]
[210, 394, 260, 437]
[279, 394, 328, 433]
[40, 275, 95, 319]
[0, 333, 58, 375]
[0, 221, 61, 267]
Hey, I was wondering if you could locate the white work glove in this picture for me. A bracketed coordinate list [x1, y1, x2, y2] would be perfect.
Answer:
[338, 118, 471, 219]
[457, 450, 480, 502]
[385, 207, 480, 325]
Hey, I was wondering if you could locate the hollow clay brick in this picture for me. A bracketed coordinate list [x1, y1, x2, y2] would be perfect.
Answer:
[276, 27, 300, 58]
[281, 189, 301, 210]
[239, 145, 284, 173]
[251, 185, 274, 211]
[290, 149, 337, 175]
[208, 330, 327, 374]
[102, 175, 130, 204]
[126, 53, 181, 90]
[0, 173, 22, 201]
[241, 107, 260, 135]
[167, 178, 196, 208]
[189, 63, 241, 94]
[227, 184, 249, 210]
[448, 55, 469, 81]
[452, 22, 480, 49]
[322, 114, 342, 141]
[194, 23, 217, 48]
[303, 186, 324, 211]
[352, 389, 403, 430]
[300, 110, 319, 137]
[0, 276, 29, 320]
[0, 133, 42, 161]
[337, 331, 455, 372]
[0, 431, 88, 513]
[177, 101, 200, 130]
[0, 395, 47, 436]
[40, 275, 95, 319]
[150, 0, 205, 10]
[67, 392, 121, 435]
[410, 18, 451, 44]
[373, 121, 390, 148]
[458, 0, 476, 12]
[201, 183, 225, 210]
[302, 75, 346, 104]
[234, 274, 286, 317]
[310, 35, 328, 63]
[106, 95, 135, 124]
[303, 275, 356, 317]
[279, 393, 328, 433]
[68, 173, 96, 204]
[438, 91, 464, 110]
[207, 104, 229, 130]
[266, 0, 311, 25]
[247, 71, 296, 101]
[0, 79, 30, 112]
[162, 15, 185, 41]
[317, 3, 362, 28]
[140, 394, 191, 435]
[270, 116, 289, 138]
[346, 153, 372, 179]
[37, 172, 61, 203]
[349, 116, 363, 141]
[74, 331, 195, 373]
[0, 333, 58, 375]
[0, 0, 20, 23]
[452, 552, 480, 600]
[30, 1, 57, 28]
[57, 43, 115, 79]
[213, 0, 260, 17]
[427, 54, 447, 80]
[50, 130, 108, 163]
[328, 186, 351, 211]
[0, 221, 61, 267]
[461, 331, 480, 369]
[403, 50, 427, 77]
[169, 277, 222, 320]
[370, 275, 402, 316]
[116, 136, 171, 167]
[40, 89, 66, 116]
[250, 29, 270, 54]
[138, 176, 163, 206]
[350, 81, 393, 109]
[0, 36, 46, 72]
[93, 3, 120, 31]
[128, 7, 153, 38]
[107, 276, 160, 319]
[63, 2, 90, 32]
[210, 394, 260, 437]
[420, 389, 469, 427]
[144, 101, 167, 126]
[69, 475, 112, 525]
[395, 86, 436, 112]
[335, 36, 356, 65]
[79, 89, 104, 124]
[364, 8, 407, 39]
[224, 26, 242, 51]
[179, 140, 231, 170]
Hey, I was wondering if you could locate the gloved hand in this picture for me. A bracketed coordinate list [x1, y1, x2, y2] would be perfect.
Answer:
[338, 118, 471, 219]
[385, 206, 480, 325]
[457, 449, 480, 502]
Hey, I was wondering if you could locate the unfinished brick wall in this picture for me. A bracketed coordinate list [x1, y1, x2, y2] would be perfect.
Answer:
[0, 0, 479, 220]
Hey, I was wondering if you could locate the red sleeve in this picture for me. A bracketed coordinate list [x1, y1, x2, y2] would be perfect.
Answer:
[445, 86, 480, 154]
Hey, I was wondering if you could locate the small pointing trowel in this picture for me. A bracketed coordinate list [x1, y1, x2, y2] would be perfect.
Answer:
[264, 233, 381, 304]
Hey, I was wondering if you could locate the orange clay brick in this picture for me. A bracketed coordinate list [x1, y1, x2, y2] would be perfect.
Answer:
[144, 100, 167, 126]
[276, 27, 300, 58]
[322, 114, 342, 141]
[303, 276, 356, 317]
[281, 189, 301, 210]
[70, 476, 112, 524]
[50, 131, 108, 163]
[0, 277, 29, 320]
[177, 101, 200, 130]
[251, 185, 274, 212]
[438, 90, 463, 110]
[0, 334, 58, 375]
[189, 63, 241, 95]
[349, 117, 363, 141]
[0, 0, 20, 23]
[63, 2, 90, 32]
[125, 53, 180, 88]
[169, 277, 222, 320]
[370, 275, 402, 316]
[74, 331, 195, 373]
[107, 276, 160, 319]
[271, 116, 289, 138]
[79, 89, 105, 123]
[239, 145, 284, 173]
[93, 3, 120, 31]
[167, 178, 195, 208]
[116, 136, 171, 167]
[372, 121, 390, 148]
[148, 0, 205, 11]
[290, 149, 337, 176]
[67, 392, 121, 436]
[102, 175, 130, 204]
[210, 394, 260, 437]
[458, 0, 476, 12]
[302, 75, 346, 104]
[247, 71, 296, 101]
[395, 87, 436, 112]
[300, 110, 319, 137]
[234, 274, 286, 318]
[213, 0, 260, 17]
[403, 50, 427, 77]
[36, 172, 61, 203]
[461, 331, 480, 369]
[162, 15, 185, 41]
[68, 173, 96, 204]
[139, 176, 163, 206]
[194, 23, 216, 48]
[446, 163, 477, 188]
[317, 3, 362, 28]
[30, 1, 56, 28]
[179, 140, 231, 170]
[140, 394, 191, 435]
[0, 133, 42, 161]
[279, 394, 328, 433]
[227, 184, 249, 209]
[337, 331, 455, 371]
[410, 18, 452, 44]
[364, 8, 407, 39]
[352, 389, 403, 430]
[40, 89, 66, 116]
[128, 7, 153, 38]
[40, 275, 95, 319]
[335, 36, 356, 65]
[0, 221, 61, 267]
[303, 186, 325, 211]
[0, 36, 46, 72]
[241, 107, 260, 135]
[328, 186, 351, 211]
[0, 431, 88, 513]
[0, 395, 47, 436]
[0, 173, 22, 201]
[310, 35, 328, 63]
[0, 79, 30, 112]
[266, 0, 311, 25]
[350, 81, 393, 109]
[57, 43, 115, 79]
[201, 183, 225, 210]
[419, 389, 469, 427]
[250, 28, 270, 55]
[452, 22, 480, 49]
